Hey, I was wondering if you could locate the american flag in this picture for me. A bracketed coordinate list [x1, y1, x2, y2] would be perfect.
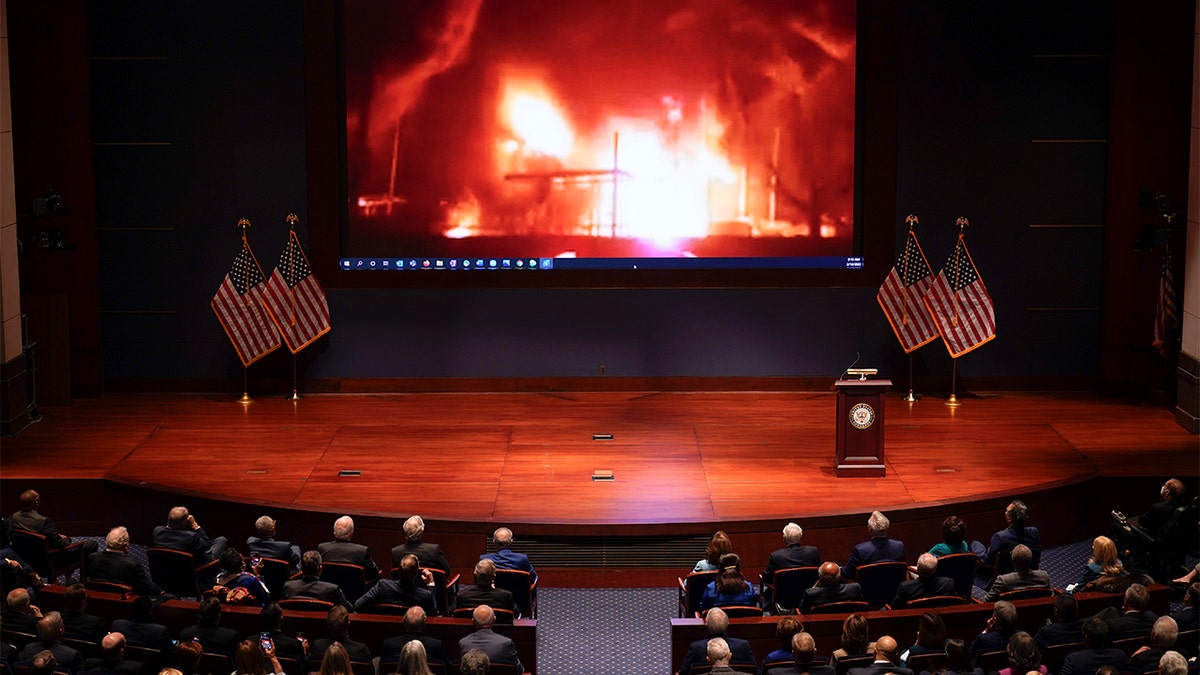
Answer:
[211, 238, 282, 366]
[262, 229, 330, 353]
[924, 234, 996, 358]
[877, 229, 938, 353]
[1153, 246, 1177, 356]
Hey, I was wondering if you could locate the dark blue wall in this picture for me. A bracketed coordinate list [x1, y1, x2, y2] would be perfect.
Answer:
[81, 1, 1120, 386]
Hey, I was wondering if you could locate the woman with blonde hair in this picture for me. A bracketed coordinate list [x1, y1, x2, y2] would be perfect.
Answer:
[693, 530, 734, 573]
[1079, 536, 1123, 587]
[394, 641, 433, 675]
[319, 642, 354, 675]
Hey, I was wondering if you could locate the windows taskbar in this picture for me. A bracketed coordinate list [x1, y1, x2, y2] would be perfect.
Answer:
[339, 256, 865, 271]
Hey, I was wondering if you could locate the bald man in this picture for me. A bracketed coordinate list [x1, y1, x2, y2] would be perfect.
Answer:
[80, 632, 142, 675]
[7, 489, 99, 569]
[381, 606, 452, 672]
[846, 636, 914, 675]
[317, 515, 380, 583]
[678, 607, 757, 675]
[151, 506, 228, 564]
[800, 562, 864, 614]
[3, 587, 43, 632]
[457, 605, 523, 674]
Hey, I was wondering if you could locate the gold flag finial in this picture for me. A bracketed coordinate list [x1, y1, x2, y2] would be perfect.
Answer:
[285, 213, 299, 229]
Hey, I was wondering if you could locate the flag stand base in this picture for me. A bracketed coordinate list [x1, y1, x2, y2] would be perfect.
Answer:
[945, 393, 960, 407]
[238, 392, 252, 403]
[903, 390, 920, 402]
[945, 359, 961, 407]
[289, 390, 302, 401]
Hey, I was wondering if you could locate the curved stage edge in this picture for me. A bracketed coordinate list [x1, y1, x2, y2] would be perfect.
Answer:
[0, 390, 1194, 586]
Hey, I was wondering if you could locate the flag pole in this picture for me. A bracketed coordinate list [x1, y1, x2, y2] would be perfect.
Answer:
[284, 213, 303, 402]
[902, 215, 920, 402]
[945, 216, 969, 408]
[237, 218, 254, 404]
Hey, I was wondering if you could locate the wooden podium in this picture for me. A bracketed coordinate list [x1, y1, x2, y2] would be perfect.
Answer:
[834, 378, 891, 477]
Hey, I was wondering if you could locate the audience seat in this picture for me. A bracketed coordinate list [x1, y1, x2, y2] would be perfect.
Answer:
[905, 651, 947, 673]
[493, 568, 537, 619]
[678, 571, 718, 618]
[856, 561, 910, 608]
[975, 649, 1009, 673]
[1042, 641, 1086, 674]
[933, 552, 979, 598]
[146, 547, 220, 600]
[247, 555, 293, 601]
[319, 561, 367, 604]
[806, 600, 870, 615]
[277, 598, 334, 612]
[7, 529, 82, 584]
[997, 587, 1054, 601]
[450, 606, 515, 623]
[123, 643, 170, 674]
[194, 651, 232, 675]
[690, 663, 758, 674]
[699, 605, 763, 619]
[358, 602, 409, 616]
[903, 595, 964, 609]
[762, 566, 820, 615]
[276, 656, 306, 675]
[83, 579, 133, 596]
[833, 654, 875, 675]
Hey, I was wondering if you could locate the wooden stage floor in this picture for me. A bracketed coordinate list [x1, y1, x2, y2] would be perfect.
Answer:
[1, 390, 1195, 526]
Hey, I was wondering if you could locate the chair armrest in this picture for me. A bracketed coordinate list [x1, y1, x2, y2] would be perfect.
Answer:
[195, 558, 221, 574]
[445, 573, 460, 591]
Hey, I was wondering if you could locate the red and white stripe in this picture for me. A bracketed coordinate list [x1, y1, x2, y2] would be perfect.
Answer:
[924, 273, 996, 358]
[877, 269, 938, 353]
[262, 270, 331, 354]
[211, 278, 281, 366]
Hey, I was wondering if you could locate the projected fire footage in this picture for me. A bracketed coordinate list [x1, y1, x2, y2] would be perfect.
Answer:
[343, 0, 857, 265]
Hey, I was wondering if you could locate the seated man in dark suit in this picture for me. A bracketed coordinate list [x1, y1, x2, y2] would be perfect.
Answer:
[18, 611, 86, 672]
[380, 605, 452, 673]
[6, 489, 99, 574]
[1126, 616, 1180, 673]
[245, 515, 302, 574]
[678, 606, 757, 675]
[767, 631, 836, 675]
[843, 511, 905, 581]
[1092, 583, 1158, 639]
[179, 596, 239, 657]
[983, 544, 1050, 601]
[1169, 581, 1198, 632]
[454, 559, 519, 618]
[1058, 616, 1127, 675]
[968, 601, 1019, 666]
[391, 515, 451, 577]
[111, 595, 175, 655]
[762, 522, 820, 588]
[281, 550, 352, 609]
[316, 516, 380, 583]
[86, 526, 162, 597]
[79, 631, 143, 675]
[846, 635, 914, 675]
[801, 561, 865, 614]
[977, 500, 1040, 567]
[353, 553, 437, 615]
[890, 553, 956, 609]
[151, 506, 228, 565]
[1035, 593, 1084, 650]
[457, 605, 523, 674]
[3, 587, 44, 633]
[309, 605, 371, 664]
[703, 637, 739, 675]
[480, 527, 537, 586]
[27, 650, 59, 675]
[61, 583, 106, 643]
[1157, 650, 1188, 675]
